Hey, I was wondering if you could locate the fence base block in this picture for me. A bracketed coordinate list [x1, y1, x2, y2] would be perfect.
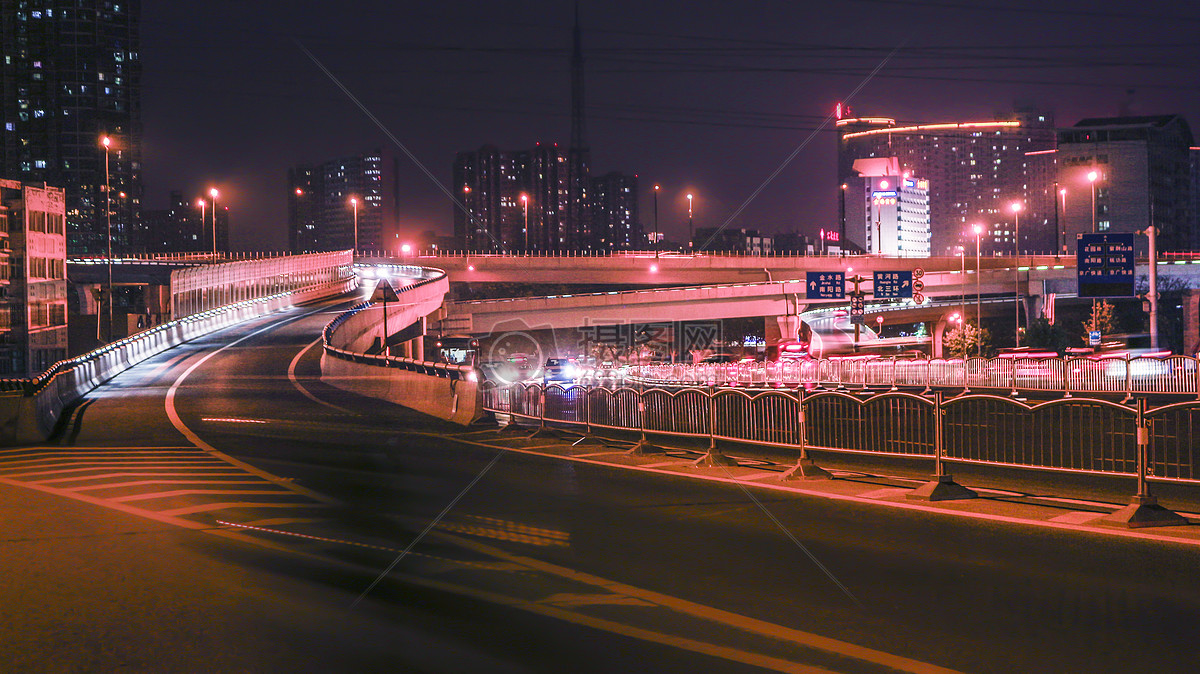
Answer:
[529, 427, 560, 439]
[692, 450, 738, 468]
[628, 440, 665, 456]
[498, 422, 529, 435]
[571, 435, 608, 446]
[906, 475, 977, 501]
[1099, 496, 1188, 528]
[780, 458, 832, 481]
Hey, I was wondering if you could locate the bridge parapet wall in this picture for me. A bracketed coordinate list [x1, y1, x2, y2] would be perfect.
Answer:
[320, 266, 483, 425]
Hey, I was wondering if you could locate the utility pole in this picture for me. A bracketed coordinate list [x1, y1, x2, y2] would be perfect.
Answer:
[1142, 211, 1159, 350]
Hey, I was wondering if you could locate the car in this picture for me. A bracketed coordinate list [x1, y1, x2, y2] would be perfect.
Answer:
[701, 353, 738, 364]
[478, 360, 520, 384]
[543, 358, 578, 384]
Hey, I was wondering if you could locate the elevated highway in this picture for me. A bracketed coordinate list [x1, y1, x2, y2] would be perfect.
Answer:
[368, 251, 1068, 286]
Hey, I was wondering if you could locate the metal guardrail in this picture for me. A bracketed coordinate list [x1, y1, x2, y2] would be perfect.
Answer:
[482, 383, 1200, 484]
[320, 267, 475, 382]
[624, 355, 1200, 398]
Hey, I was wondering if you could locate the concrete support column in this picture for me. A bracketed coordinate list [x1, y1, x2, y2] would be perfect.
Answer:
[772, 315, 801, 343]
[1184, 288, 1200, 355]
[413, 316, 426, 361]
[932, 320, 947, 359]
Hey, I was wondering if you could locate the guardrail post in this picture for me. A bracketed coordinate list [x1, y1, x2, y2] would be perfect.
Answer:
[574, 384, 606, 446]
[629, 391, 663, 455]
[1101, 398, 1186, 528]
[693, 389, 737, 467]
[497, 383, 530, 434]
[1121, 353, 1133, 403]
[781, 389, 831, 480]
[907, 392, 976, 501]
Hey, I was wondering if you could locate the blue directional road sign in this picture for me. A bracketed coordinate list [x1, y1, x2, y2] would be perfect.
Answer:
[873, 271, 913, 299]
[1077, 233, 1135, 298]
[806, 271, 845, 300]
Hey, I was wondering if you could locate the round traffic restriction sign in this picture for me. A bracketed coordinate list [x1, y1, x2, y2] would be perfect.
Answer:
[913, 292, 925, 304]
[913, 279, 925, 292]
[912, 267, 925, 279]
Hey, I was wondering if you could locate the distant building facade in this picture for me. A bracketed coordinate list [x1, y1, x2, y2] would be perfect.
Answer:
[0, 180, 67, 376]
[837, 106, 1056, 255]
[286, 150, 400, 253]
[1055, 115, 1194, 253]
[0, 1, 143, 256]
[693, 227, 772, 255]
[142, 190, 226, 254]
[591, 172, 642, 249]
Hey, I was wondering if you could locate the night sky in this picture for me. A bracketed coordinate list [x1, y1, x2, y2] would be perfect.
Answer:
[140, 1, 1200, 251]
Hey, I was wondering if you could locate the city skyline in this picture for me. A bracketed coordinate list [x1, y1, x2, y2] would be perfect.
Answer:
[137, 1, 1200, 251]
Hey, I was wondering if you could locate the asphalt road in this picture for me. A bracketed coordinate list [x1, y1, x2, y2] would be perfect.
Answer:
[4, 295, 1200, 673]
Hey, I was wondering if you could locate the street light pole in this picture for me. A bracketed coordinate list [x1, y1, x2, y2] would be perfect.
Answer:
[1057, 187, 1067, 256]
[653, 184, 660, 258]
[520, 193, 529, 251]
[686, 193, 694, 253]
[1012, 201, 1023, 348]
[208, 187, 220, 258]
[973, 224, 983, 356]
[350, 197, 358, 253]
[101, 135, 112, 342]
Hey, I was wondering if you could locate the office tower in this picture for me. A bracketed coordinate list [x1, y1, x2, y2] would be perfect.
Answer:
[1, 1, 143, 255]
[843, 157, 931, 257]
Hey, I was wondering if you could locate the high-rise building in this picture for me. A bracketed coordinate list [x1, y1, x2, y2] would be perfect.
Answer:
[591, 172, 642, 249]
[1, 1, 143, 256]
[143, 190, 215, 253]
[843, 157, 931, 257]
[286, 150, 400, 253]
[837, 106, 1055, 256]
[287, 166, 322, 253]
[0, 180, 68, 376]
[452, 6, 620, 252]
[1054, 115, 1194, 254]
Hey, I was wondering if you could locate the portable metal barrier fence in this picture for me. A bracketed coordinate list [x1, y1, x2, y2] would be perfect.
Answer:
[485, 382, 1200, 484]
[625, 353, 1200, 398]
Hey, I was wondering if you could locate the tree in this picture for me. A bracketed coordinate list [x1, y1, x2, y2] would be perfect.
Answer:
[1081, 300, 1117, 343]
[944, 321, 992, 358]
[1024, 317, 1072, 355]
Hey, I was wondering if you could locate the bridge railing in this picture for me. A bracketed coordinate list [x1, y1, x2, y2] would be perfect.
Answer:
[624, 354, 1200, 398]
[482, 383, 1200, 484]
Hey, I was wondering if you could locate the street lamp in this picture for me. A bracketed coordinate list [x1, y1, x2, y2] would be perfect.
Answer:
[101, 135, 113, 342]
[349, 197, 358, 253]
[208, 187, 219, 258]
[1011, 201, 1023, 348]
[1087, 170, 1099, 233]
[973, 224, 983, 355]
[1058, 187, 1067, 255]
[653, 184, 660, 258]
[686, 193, 694, 252]
[520, 193, 529, 251]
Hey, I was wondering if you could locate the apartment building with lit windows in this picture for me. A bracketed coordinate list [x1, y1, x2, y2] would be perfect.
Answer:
[1, 1, 142, 256]
[0, 180, 67, 376]
[837, 106, 1055, 256]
